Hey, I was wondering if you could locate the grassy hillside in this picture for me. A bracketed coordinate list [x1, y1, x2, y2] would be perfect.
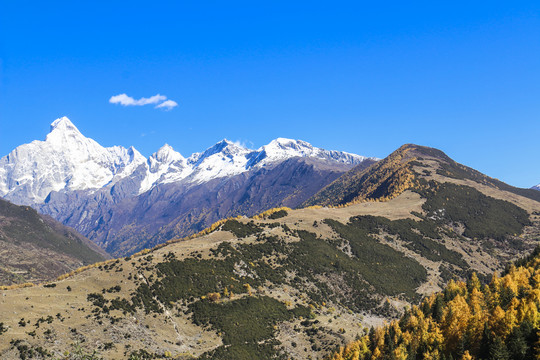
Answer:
[0, 184, 538, 359]
[0, 198, 107, 285]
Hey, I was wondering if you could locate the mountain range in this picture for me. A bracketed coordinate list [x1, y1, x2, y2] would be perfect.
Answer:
[0, 117, 376, 255]
[0, 143, 539, 359]
[0, 117, 369, 205]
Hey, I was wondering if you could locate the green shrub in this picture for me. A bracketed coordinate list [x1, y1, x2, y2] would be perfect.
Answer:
[192, 296, 309, 359]
[221, 220, 263, 238]
[268, 210, 288, 219]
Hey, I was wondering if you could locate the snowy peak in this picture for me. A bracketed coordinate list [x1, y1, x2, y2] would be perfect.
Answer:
[190, 139, 248, 165]
[533, 184, 540, 191]
[0, 116, 146, 204]
[256, 138, 369, 166]
[0, 117, 376, 205]
[268, 137, 312, 149]
[262, 138, 317, 159]
[140, 144, 188, 194]
[151, 144, 184, 164]
[45, 116, 88, 147]
[49, 116, 80, 133]
[185, 137, 372, 184]
[187, 139, 251, 183]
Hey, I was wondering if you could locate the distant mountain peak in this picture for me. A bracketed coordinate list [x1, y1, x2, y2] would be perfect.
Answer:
[270, 137, 300, 145]
[264, 138, 313, 154]
[190, 139, 249, 164]
[218, 138, 235, 145]
[0, 117, 147, 204]
[152, 144, 184, 163]
[268, 137, 308, 146]
[49, 116, 79, 133]
[46, 116, 86, 145]
[257, 138, 371, 167]
[214, 139, 247, 151]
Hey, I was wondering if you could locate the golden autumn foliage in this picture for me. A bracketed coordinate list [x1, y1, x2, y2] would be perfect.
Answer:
[0, 282, 35, 291]
[328, 248, 540, 360]
[243, 283, 253, 296]
[338, 153, 420, 207]
[207, 292, 221, 302]
[306, 146, 427, 210]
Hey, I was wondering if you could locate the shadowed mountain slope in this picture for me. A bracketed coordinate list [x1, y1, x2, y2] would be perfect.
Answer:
[0, 198, 108, 285]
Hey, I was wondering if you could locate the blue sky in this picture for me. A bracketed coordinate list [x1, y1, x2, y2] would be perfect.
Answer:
[0, 1, 539, 187]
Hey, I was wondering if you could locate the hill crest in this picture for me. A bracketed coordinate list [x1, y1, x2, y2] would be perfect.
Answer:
[304, 143, 540, 207]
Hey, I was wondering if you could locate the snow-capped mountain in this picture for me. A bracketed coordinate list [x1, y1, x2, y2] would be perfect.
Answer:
[251, 138, 364, 166]
[0, 117, 373, 205]
[182, 138, 369, 186]
[533, 184, 540, 191]
[139, 144, 190, 194]
[0, 116, 377, 256]
[0, 117, 146, 204]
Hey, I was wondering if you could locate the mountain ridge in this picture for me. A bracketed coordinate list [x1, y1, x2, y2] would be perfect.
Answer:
[0, 117, 375, 206]
[40, 156, 376, 256]
[305, 143, 540, 207]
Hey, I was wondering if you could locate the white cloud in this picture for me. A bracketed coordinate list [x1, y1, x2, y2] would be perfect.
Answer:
[155, 99, 178, 110]
[110, 93, 135, 106]
[109, 93, 176, 110]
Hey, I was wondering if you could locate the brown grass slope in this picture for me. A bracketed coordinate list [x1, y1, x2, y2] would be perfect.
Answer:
[0, 192, 538, 358]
